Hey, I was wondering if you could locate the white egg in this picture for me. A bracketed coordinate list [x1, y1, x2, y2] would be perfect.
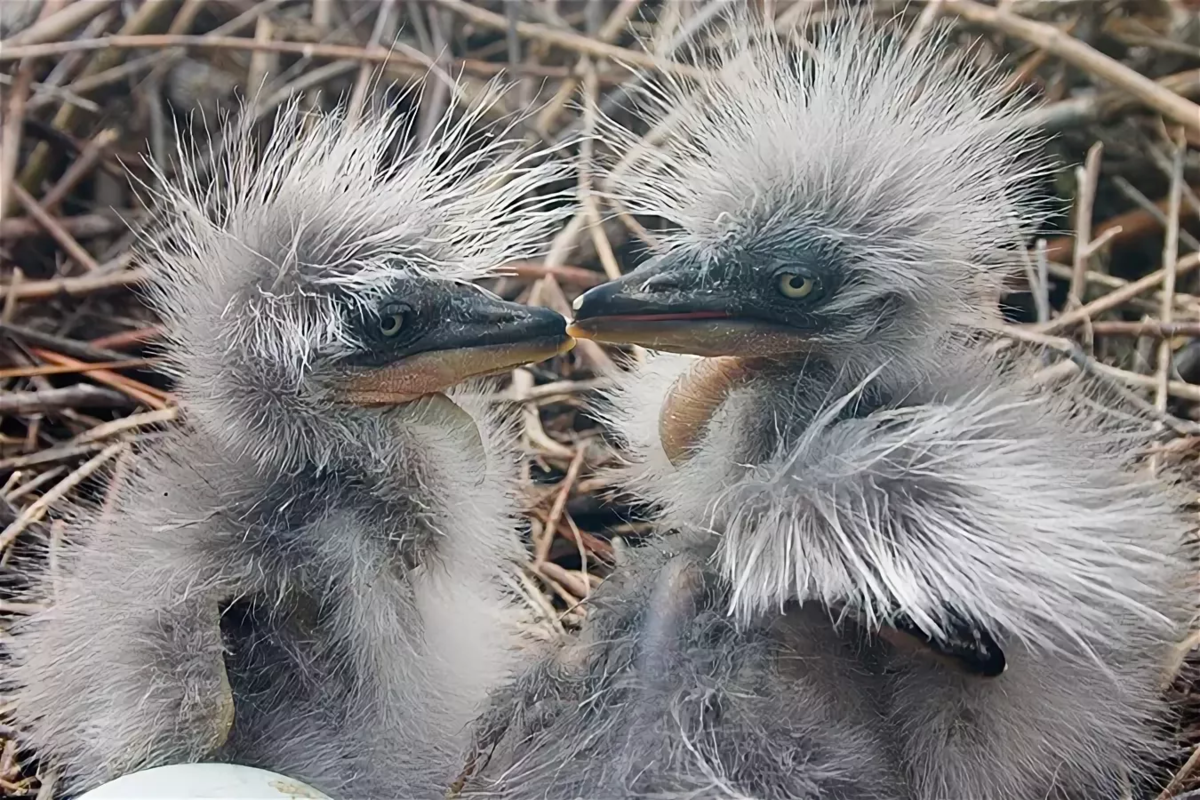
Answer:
[75, 763, 333, 800]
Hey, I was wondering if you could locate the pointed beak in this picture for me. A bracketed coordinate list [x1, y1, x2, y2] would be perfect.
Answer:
[879, 614, 1007, 679]
[343, 288, 574, 406]
[567, 258, 809, 357]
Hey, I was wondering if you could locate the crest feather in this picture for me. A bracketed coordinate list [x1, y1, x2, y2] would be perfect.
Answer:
[139, 83, 572, 386]
[600, 10, 1049, 322]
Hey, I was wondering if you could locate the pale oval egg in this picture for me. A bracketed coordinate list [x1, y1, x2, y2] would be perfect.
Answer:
[75, 763, 333, 800]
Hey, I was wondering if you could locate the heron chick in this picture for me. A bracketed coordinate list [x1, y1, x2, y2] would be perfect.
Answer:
[472, 12, 1197, 800]
[6, 95, 573, 798]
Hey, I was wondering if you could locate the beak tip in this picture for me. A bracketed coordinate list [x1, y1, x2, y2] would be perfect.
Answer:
[565, 322, 590, 341]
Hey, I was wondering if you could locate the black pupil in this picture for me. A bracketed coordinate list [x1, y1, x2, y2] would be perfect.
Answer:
[789, 276, 807, 289]
[383, 314, 403, 333]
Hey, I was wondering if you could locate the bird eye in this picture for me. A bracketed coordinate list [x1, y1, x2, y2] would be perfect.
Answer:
[380, 312, 406, 337]
[777, 273, 816, 299]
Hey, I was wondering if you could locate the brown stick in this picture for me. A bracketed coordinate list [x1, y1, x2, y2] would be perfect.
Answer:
[0, 31, 693, 81]
[1068, 142, 1103, 309]
[10, 184, 100, 272]
[942, 0, 1200, 136]
[74, 407, 178, 444]
[1039, 253, 1200, 334]
[0, 441, 128, 554]
[1014, 69, 1200, 132]
[18, 0, 174, 194]
[535, 561, 591, 600]
[0, 0, 117, 48]
[0, 268, 148, 302]
[89, 325, 165, 350]
[30, 349, 172, 410]
[535, 443, 589, 565]
[1155, 139, 1186, 438]
[39, 127, 120, 213]
[0, 358, 159, 380]
[431, 0, 704, 78]
[1041, 194, 1194, 263]
[0, 321, 132, 363]
[0, 385, 131, 415]
[1087, 321, 1200, 338]
[1154, 744, 1200, 800]
[0, 64, 32, 223]
[0, 211, 132, 240]
[553, 518, 616, 562]
[502, 261, 606, 288]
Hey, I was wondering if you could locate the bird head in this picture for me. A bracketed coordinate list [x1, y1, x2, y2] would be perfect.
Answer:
[142, 93, 574, 473]
[570, 12, 1046, 382]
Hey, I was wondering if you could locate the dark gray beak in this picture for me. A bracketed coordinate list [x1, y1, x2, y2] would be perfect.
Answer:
[568, 257, 812, 357]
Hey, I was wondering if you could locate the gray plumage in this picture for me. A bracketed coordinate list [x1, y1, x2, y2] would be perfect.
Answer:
[469, 10, 1197, 800]
[0, 0, 42, 40]
[469, 539, 899, 799]
[5, 93, 571, 798]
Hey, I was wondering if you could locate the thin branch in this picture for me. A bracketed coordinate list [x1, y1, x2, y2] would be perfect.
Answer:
[0, 385, 131, 415]
[0, 0, 117, 48]
[1155, 137, 1186, 431]
[535, 443, 589, 565]
[1039, 253, 1200, 334]
[0, 441, 128, 554]
[943, 0, 1200, 136]
[1068, 142, 1104, 310]
[431, 0, 706, 78]
[10, 183, 100, 272]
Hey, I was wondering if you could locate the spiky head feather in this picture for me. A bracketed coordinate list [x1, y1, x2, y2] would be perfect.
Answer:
[601, 9, 1049, 376]
[138, 87, 571, 471]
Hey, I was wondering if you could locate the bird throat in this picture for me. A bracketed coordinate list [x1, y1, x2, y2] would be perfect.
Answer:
[395, 393, 488, 486]
[659, 356, 755, 466]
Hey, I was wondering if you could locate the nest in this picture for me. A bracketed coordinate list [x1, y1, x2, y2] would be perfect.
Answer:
[1, 0, 1199, 797]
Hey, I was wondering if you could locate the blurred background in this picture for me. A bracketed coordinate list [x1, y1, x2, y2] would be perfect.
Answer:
[1, 0, 1200, 797]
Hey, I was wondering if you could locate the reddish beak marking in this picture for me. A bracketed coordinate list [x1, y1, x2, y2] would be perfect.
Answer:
[589, 312, 733, 322]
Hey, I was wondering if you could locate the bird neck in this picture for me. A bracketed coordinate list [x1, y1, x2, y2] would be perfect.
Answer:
[242, 394, 514, 576]
[336, 395, 492, 503]
[657, 352, 905, 468]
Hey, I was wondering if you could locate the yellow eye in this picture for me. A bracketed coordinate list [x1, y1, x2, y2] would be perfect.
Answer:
[380, 312, 406, 337]
[777, 273, 815, 299]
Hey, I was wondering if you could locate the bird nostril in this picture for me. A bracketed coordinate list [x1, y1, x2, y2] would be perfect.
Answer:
[485, 309, 518, 325]
[642, 273, 682, 293]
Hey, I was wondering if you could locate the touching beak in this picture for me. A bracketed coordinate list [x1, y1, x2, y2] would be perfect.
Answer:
[343, 289, 574, 406]
[566, 258, 808, 357]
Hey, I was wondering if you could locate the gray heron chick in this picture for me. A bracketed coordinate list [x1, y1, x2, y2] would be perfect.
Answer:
[472, 13, 1197, 800]
[5, 97, 573, 798]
